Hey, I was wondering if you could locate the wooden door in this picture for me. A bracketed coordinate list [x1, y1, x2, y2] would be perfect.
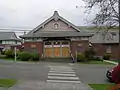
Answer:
[54, 47, 60, 57]
[62, 47, 69, 57]
[44, 48, 52, 57]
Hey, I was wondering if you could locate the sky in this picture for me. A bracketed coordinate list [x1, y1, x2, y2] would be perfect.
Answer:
[0, 0, 97, 36]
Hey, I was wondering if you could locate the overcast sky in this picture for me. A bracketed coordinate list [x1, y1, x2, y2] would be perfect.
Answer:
[0, 0, 97, 30]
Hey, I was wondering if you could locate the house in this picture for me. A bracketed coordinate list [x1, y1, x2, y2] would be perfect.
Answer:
[0, 32, 21, 51]
[77, 26, 119, 60]
[20, 11, 119, 60]
[20, 11, 92, 58]
[89, 29, 119, 60]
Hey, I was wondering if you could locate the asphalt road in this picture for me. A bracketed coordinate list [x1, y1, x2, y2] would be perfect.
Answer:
[0, 60, 115, 84]
[75, 64, 115, 84]
[0, 60, 49, 81]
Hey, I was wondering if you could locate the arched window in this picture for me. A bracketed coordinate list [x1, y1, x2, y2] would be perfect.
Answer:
[54, 23, 59, 29]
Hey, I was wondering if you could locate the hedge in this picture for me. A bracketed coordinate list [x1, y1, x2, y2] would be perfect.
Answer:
[103, 53, 111, 60]
[4, 49, 14, 58]
[77, 53, 86, 62]
[18, 52, 40, 61]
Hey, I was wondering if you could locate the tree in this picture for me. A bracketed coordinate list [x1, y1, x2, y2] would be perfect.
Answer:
[83, 0, 119, 28]
[83, 0, 120, 61]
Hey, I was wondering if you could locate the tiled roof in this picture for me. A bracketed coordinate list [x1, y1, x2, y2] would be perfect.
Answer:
[0, 32, 20, 41]
[20, 31, 92, 38]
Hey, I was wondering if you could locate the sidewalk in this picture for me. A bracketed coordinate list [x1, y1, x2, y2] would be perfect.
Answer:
[9, 80, 93, 90]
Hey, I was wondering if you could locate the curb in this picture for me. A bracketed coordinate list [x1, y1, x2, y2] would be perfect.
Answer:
[103, 60, 118, 65]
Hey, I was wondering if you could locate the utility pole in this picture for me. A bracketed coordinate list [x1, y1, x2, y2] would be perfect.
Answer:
[118, 0, 120, 63]
[14, 47, 17, 62]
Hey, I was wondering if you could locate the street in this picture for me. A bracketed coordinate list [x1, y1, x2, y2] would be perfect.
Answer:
[0, 60, 115, 90]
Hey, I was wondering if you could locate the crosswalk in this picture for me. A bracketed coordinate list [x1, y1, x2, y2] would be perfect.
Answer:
[47, 66, 81, 84]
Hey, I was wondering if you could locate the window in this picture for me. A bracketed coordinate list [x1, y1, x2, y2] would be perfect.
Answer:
[111, 32, 116, 36]
[81, 37, 88, 40]
[53, 41, 60, 45]
[106, 33, 113, 40]
[45, 41, 52, 45]
[2, 41, 15, 44]
[54, 23, 59, 29]
[106, 46, 112, 53]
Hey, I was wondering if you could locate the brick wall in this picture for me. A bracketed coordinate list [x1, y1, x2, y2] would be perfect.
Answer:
[70, 40, 89, 56]
[92, 43, 119, 60]
[92, 43, 106, 56]
[23, 42, 43, 56]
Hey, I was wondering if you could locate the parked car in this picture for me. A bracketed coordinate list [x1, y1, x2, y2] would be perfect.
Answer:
[106, 64, 120, 83]
[106, 68, 114, 82]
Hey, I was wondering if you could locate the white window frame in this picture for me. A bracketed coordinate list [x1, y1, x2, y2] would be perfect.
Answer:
[106, 46, 112, 53]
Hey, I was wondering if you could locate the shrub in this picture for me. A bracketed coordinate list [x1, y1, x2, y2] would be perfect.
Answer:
[18, 52, 40, 61]
[84, 47, 96, 60]
[4, 49, 14, 58]
[93, 56, 103, 61]
[77, 53, 86, 62]
[103, 53, 111, 60]
[31, 53, 40, 61]
[18, 52, 32, 61]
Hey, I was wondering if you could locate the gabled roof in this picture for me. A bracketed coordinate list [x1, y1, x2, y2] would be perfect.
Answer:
[0, 32, 20, 41]
[28, 11, 80, 34]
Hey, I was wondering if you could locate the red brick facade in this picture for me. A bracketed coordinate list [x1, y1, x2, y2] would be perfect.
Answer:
[92, 43, 119, 60]
[22, 41, 120, 60]
[70, 40, 89, 56]
[92, 43, 106, 56]
[109, 44, 119, 60]
[23, 42, 43, 56]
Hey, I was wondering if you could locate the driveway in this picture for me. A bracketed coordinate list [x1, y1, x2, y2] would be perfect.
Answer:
[0, 60, 114, 90]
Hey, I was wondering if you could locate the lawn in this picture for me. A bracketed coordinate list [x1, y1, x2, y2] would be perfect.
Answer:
[89, 84, 115, 90]
[0, 78, 17, 88]
[78, 60, 114, 65]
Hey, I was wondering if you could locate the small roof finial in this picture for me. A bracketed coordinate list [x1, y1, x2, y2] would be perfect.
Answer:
[53, 11, 59, 16]
[53, 11, 59, 21]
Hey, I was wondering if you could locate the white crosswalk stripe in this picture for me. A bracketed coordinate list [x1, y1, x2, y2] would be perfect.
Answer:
[47, 66, 81, 84]
[49, 71, 75, 74]
[47, 80, 81, 84]
[48, 76, 79, 80]
[48, 73, 76, 76]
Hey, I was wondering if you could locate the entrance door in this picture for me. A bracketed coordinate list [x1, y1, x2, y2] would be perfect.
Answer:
[62, 47, 69, 57]
[62, 41, 70, 57]
[44, 48, 52, 57]
[44, 41, 53, 57]
[53, 41, 60, 57]
[44, 41, 70, 57]
[54, 47, 60, 57]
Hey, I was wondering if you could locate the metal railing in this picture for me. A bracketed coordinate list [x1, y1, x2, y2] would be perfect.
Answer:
[70, 53, 76, 63]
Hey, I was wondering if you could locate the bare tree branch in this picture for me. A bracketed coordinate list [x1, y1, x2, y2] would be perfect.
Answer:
[83, 0, 119, 29]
